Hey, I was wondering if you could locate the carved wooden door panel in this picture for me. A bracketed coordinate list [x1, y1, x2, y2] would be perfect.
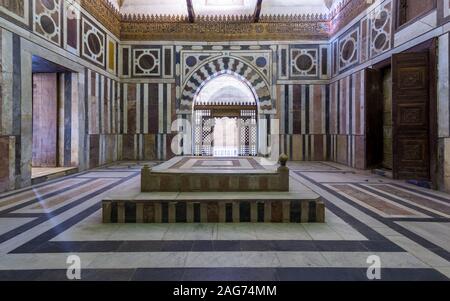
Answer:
[392, 52, 430, 180]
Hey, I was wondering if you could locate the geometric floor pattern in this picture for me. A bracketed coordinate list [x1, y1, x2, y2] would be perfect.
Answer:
[0, 161, 449, 281]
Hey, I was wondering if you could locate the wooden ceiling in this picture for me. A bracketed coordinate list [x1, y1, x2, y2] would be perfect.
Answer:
[113, 0, 336, 21]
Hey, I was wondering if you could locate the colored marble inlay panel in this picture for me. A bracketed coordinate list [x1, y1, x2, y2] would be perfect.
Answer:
[107, 37, 116, 73]
[82, 17, 105, 67]
[0, 0, 28, 24]
[122, 135, 135, 160]
[89, 135, 100, 168]
[332, 184, 416, 216]
[444, 0, 450, 19]
[372, 185, 450, 216]
[143, 134, 156, 160]
[167, 157, 265, 171]
[33, 0, 61, 46]
[29, 178, 115, 210]
[0, 136, 12, 192]
[0, 27, 3, 135]
[336, 135, 348, 165]
[127, 84, 136, 134]
[148, 84, 159, 134]
[354, 136, 366, 169]
[0, 178, 82, 209]
[65, 2, 79, 52]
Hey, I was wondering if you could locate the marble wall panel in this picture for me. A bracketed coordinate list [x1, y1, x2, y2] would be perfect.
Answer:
[336, 135, 349, 165]
[0, 136, 15, 192]
[33, 0, 61, 46]
[133, 47, 161, 77]
[368, 0, 393, 59]
[290, 46, 319, 78]
[63, 0, 80, 55]
[89, 134, 99, 169]
[0, 28, 3, 135]
[0, 0, 29, 26]
[81, 16, 105, 67]
[122, 134, 136, 160]
[143, 134, 156, 160]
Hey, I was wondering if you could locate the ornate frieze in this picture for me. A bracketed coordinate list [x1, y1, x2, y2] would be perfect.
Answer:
[75, 0, 384, 41]
[0, 0, 381, 42]
[120, 20, 330, 41]
[80, 0, 120, 37]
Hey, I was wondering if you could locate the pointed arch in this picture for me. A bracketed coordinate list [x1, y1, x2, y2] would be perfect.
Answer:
[179, 56, 273, 113]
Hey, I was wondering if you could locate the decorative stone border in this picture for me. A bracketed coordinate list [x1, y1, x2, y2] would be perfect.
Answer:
[102, 198, 325, 223]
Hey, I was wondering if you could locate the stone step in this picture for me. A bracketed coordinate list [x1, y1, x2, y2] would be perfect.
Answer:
[102, 191, 324, 224]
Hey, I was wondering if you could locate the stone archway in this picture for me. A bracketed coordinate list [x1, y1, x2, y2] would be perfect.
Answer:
[179, 56, 273, 113]
[192, 72, 258, 157]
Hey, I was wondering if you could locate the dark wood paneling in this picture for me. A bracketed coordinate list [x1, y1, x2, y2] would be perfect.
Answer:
[392, 52, 430, 180]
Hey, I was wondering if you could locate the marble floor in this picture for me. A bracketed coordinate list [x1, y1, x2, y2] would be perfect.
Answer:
[0, 161, 449, 281]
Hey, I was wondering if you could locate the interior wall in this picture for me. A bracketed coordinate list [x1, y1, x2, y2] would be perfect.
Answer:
[398, 0, 436, 27]
[276, 84, 329, 162]
[0, 29, 21, 192]
[0, 28, 123, 193]
[32, 73, 58, 167]
[438, 32, 450, 192]
[57, 72, 80, 168]
[119, 82, 176, 161]
[329, 70, 366, 169]
[1, 0, 450, 192]
[85, 69, 123, 169]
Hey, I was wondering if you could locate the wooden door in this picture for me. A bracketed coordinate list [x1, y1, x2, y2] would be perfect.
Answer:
[392, 52, 430, 180]
[32, 73, 58, 167]
[365, 68, 383, 168]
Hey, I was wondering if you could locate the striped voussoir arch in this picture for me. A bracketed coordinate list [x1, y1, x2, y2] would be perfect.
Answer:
[180, 56, 273, 112]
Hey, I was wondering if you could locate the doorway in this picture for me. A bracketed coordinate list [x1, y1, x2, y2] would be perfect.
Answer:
[365, 40, 437, 186]
[31, 56, 78, 181]
[192, 74, 258, 157]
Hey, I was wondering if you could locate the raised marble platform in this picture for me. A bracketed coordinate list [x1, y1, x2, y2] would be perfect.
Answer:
[102, 156, 325, 223]
[141, 156, 289, 192]
[102, 191, 324, 223]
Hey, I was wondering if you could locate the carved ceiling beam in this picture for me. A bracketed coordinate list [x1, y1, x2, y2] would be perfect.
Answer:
[187, 0, 196, 23]
[253, 0, 263, 23]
